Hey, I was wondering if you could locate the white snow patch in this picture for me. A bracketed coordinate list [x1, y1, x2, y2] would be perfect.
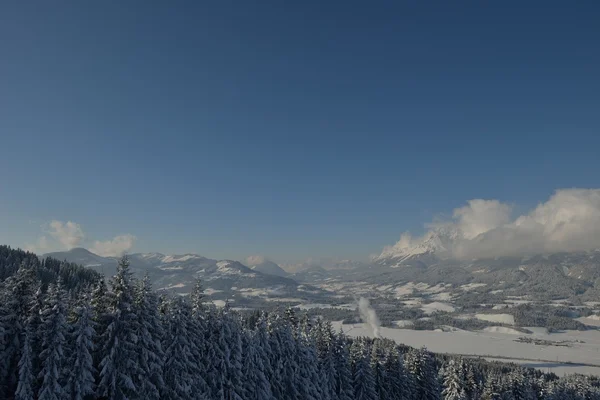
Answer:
[265, 297, 304, 303]
[159, 266, 184, 271]
[421, 302, 455, 314]
[394, 320, 414, 328]
[460, 283, 487, 291]
[475, 313, 515, 325]
[162, 254, 200, 263]
[481, 326, 523, 335]
[431, 292, 453, 301]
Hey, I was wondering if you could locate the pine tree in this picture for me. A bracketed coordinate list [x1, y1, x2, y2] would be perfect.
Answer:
[350, 339, 378, 400]
[134, 275, 165, 400]
[442, 359, 467, 400]
[406, 347, 440, 400]
[295, 328, 322, 400]
[97, 256, 143, 399]
[65, 299, 96, 400]
[15, 326, 34, 400]
[481, 375, 502, 400]
[266, 314, 285, 399]
[90, 278, 111, 369]
[371, 341, 389, 400]
[37, 281, 68, 400]
[277, 318, 301, 400]
[254, 314, 275, 399]
[225, 314, 244, 400]
[242, 330, 273, 400]
[0, 263, 36, 397]
[334, 331, 354, 400]
[162, 297, 208, 400]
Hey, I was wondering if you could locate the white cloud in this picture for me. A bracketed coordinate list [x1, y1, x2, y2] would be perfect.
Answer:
[91, 234, 136, 257]
[245, 255, 268, 265]
[24, 220, 135, 256]
[48, 220, 84, 249]
[382, 189, 600, 260]
[452, 199, 512, 239]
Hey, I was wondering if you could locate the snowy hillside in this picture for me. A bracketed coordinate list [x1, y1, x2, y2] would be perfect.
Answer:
[43, 248, 322, 300]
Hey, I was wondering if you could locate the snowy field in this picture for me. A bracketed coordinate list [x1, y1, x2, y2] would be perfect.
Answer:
[332, 322, 600, 376]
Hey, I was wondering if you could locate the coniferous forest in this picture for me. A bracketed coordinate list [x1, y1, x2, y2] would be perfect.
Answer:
[1, 245, 600, 400]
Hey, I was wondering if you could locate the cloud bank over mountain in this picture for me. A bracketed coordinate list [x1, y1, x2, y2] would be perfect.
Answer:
[25, 220, 135, 256]
[380, 189, 600, 260]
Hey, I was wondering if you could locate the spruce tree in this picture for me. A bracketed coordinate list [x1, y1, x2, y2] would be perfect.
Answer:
[37, 281, 68, 400]
[15, 326, 34, 400]
[350, 339, 378, 400]
[65, 299, 96, 400]
[442, 359, 467, 400]
[134, 275, 165, 400]
[0, 263, 36, 397]
[97, 256, 143, 399]
[406, 347, 440, 400]
[334, 331, 355, 400]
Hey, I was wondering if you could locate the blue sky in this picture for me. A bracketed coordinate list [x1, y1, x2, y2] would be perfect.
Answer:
[1, 2, 599, 263]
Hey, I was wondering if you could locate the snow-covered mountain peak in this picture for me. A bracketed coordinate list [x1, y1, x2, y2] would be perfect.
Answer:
[374, 226, 462, 265]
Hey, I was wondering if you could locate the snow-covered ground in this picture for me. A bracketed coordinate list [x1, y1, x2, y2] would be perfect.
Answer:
[474, 313, 515, 325]
[295, 303, 356, 310]
[332, 322, 600, 376]
[421, 302, 455, 314]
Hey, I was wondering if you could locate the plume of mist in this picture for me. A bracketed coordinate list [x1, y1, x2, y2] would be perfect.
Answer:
[358, 297, 381, 338]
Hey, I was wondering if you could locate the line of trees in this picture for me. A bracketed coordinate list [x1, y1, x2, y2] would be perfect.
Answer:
[1, 246, 600, 399]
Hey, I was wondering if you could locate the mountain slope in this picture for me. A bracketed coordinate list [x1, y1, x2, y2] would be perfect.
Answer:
[246, 258, 289, 277]
[374, 227, 461, 267]
[42, 248, 324, 301]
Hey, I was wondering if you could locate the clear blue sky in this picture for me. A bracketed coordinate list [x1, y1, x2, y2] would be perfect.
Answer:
[1, 1, 599, 262]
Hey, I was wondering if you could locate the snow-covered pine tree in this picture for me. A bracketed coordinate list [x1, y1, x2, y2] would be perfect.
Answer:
[481, 374, 502, 400]
[90, 278, 111, 370]
[506, 369, 536, 400]
[162, 297, 208, 400]
[254, 314, 276, 399]
[0, 263, 36, 397]
[203, 309, 227, 400]
[295, 327, 323, 400]
[311, 321, 337, 400]
[334, 330, 354, 400]
[37, 281, 68, 400]
[382, 347, 410, 400]
[65, 297, 96, 400]
[442, 359, 467, 400]
[134, 275, 165, 400]
[242, 329, 273, 400]
[15, 325, 34, 400]
[26, 281, 44, 387]
[405, 347, 441, 400]
[97, 256, 143, 399]
[370, 341, 390, 400]
[266, 313, 286, 399]
[350, 339, 378, 400]
[276, 316, 301, 400]
[464, 362, 481, 400]
[223, 312, 244, 400]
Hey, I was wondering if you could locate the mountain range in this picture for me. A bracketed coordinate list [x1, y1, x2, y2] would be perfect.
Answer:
[45, 237, 600, 304]
[44, 248, 327, 304]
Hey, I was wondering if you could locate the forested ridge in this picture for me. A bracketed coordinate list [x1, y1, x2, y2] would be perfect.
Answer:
[1, 246, 599, 400]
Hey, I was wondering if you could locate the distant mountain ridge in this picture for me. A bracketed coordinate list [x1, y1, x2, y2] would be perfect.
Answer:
[43, 248, 322, 301]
